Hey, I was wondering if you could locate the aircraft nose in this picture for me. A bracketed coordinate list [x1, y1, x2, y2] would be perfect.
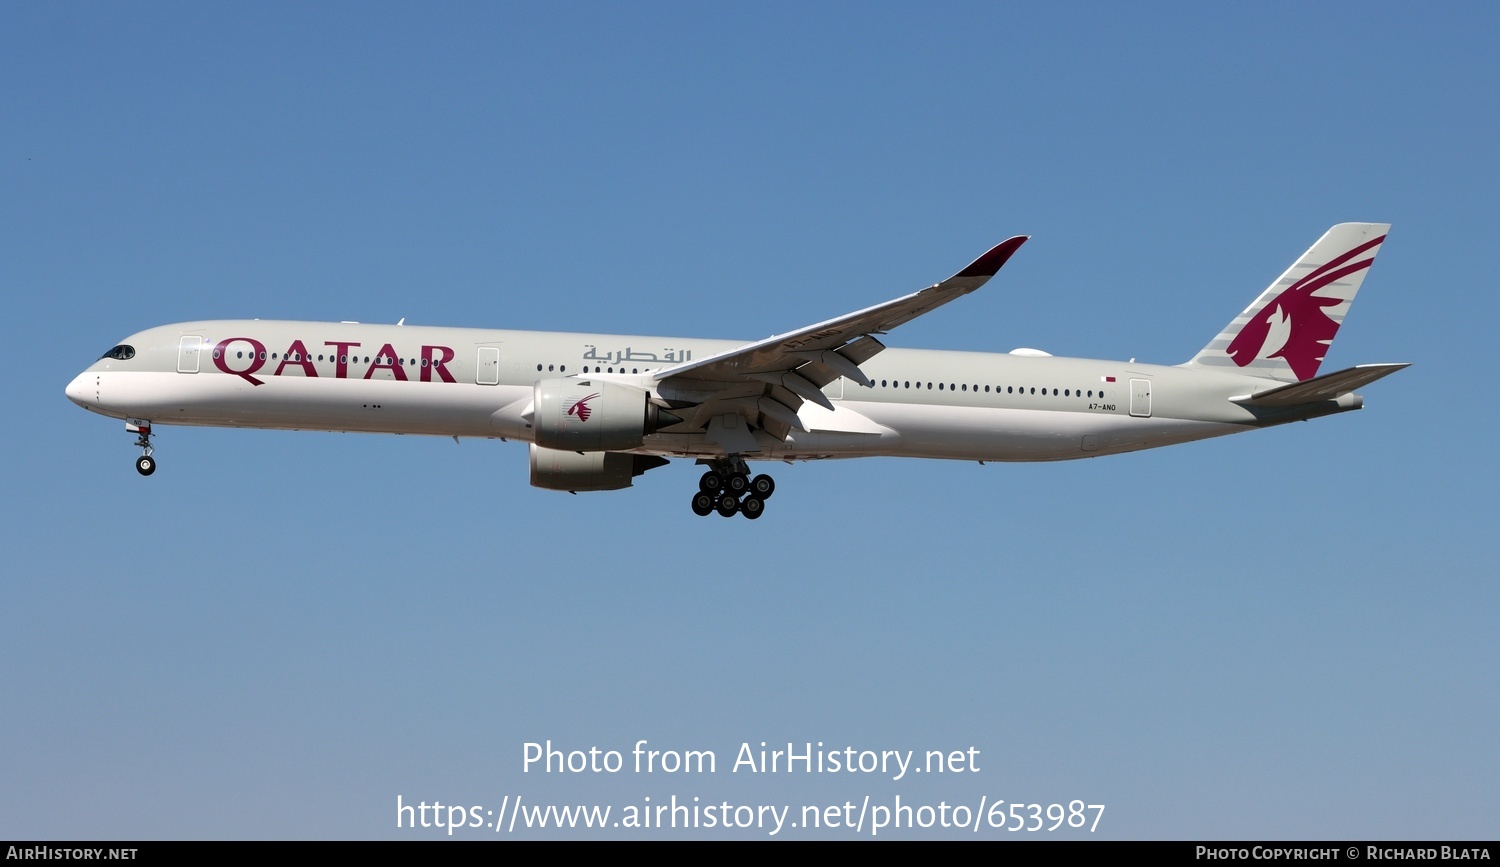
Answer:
[65, 372, 93, 408]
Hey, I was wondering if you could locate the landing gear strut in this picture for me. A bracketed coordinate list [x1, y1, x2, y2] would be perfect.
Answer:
[689, 456, 774, 519]
[129, 419, 156, 476]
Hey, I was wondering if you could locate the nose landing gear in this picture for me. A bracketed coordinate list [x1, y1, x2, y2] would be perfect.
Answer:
[689, 457, 775, 519]
[128, 419, 156, 476]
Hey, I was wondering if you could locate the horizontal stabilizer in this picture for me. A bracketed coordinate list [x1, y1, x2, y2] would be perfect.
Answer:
[1232, 363, 1409, 407]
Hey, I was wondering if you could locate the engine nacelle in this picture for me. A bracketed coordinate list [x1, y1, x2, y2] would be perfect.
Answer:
[528, 444, 669, 492]
[533, 378, 673, 452]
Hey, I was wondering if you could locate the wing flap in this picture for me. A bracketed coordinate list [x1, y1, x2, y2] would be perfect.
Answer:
[797, 403, 892, 435]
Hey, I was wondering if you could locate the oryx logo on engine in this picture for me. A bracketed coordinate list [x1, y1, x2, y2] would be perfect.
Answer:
[566, 393, 601, 422]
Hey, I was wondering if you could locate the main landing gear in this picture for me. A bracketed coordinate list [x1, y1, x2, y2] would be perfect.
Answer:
[690, 456, 776, 519]
[129, 419, 156, 476]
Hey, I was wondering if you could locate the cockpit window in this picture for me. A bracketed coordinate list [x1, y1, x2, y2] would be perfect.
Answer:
[101, 345, 135, 360]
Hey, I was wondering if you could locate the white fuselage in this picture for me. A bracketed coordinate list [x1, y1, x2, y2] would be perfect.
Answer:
[66, 319, 1354, 466]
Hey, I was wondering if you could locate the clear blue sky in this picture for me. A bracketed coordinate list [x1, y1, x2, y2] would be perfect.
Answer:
[2, 1, 1495, 839]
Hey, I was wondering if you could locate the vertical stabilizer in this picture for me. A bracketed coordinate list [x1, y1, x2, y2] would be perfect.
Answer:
[1186, 223, 1390, 382]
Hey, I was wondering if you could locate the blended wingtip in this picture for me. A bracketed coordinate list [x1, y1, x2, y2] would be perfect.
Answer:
[954, 235, 1029, 279]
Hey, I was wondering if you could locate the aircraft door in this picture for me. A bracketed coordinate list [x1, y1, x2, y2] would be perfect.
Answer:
[177, 336, 202, 373]
[1129, 378, 1152, 418]
[476, 346, 502, 385]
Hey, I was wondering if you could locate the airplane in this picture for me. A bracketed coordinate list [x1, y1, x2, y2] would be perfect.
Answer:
[66, 222, 1407, 519]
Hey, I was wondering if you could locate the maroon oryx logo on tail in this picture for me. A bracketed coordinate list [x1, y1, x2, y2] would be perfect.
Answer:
[1225, 234, 1384, 381]
[567, 393, 601, 422]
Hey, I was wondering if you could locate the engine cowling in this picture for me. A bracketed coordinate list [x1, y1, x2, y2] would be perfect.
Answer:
[533, 378, 674, 452]
[529, 444, 669, 492]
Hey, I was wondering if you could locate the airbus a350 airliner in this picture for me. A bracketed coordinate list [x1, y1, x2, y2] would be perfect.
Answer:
[67, 223, 1406, 518]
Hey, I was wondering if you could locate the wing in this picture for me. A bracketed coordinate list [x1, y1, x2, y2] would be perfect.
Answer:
[651, 236, 1028, 445]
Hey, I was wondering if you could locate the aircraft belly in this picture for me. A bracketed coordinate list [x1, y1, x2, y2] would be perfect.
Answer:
[637, 401, 1246, 462]
[95, 372, 516, 437]
[857, 403, 1081, 460]
[847, 402, 1242, 462]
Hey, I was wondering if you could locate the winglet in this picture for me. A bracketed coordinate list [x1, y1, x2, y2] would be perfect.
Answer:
[950, 235, 1029, 280]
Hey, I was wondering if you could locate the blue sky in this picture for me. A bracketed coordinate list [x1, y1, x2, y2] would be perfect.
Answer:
[2, 2, 1495, 839]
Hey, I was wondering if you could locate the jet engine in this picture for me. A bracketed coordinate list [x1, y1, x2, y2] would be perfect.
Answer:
[528, 444, 669, 492]
[532, 378, 677, 452]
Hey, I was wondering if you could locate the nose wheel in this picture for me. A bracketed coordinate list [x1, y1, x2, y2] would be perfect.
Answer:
[129, 419, 156, 476]
[690, 458, 774, 519]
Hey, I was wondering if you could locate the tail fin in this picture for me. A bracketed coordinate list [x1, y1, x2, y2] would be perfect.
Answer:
[1186, 223, 1390, 382]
